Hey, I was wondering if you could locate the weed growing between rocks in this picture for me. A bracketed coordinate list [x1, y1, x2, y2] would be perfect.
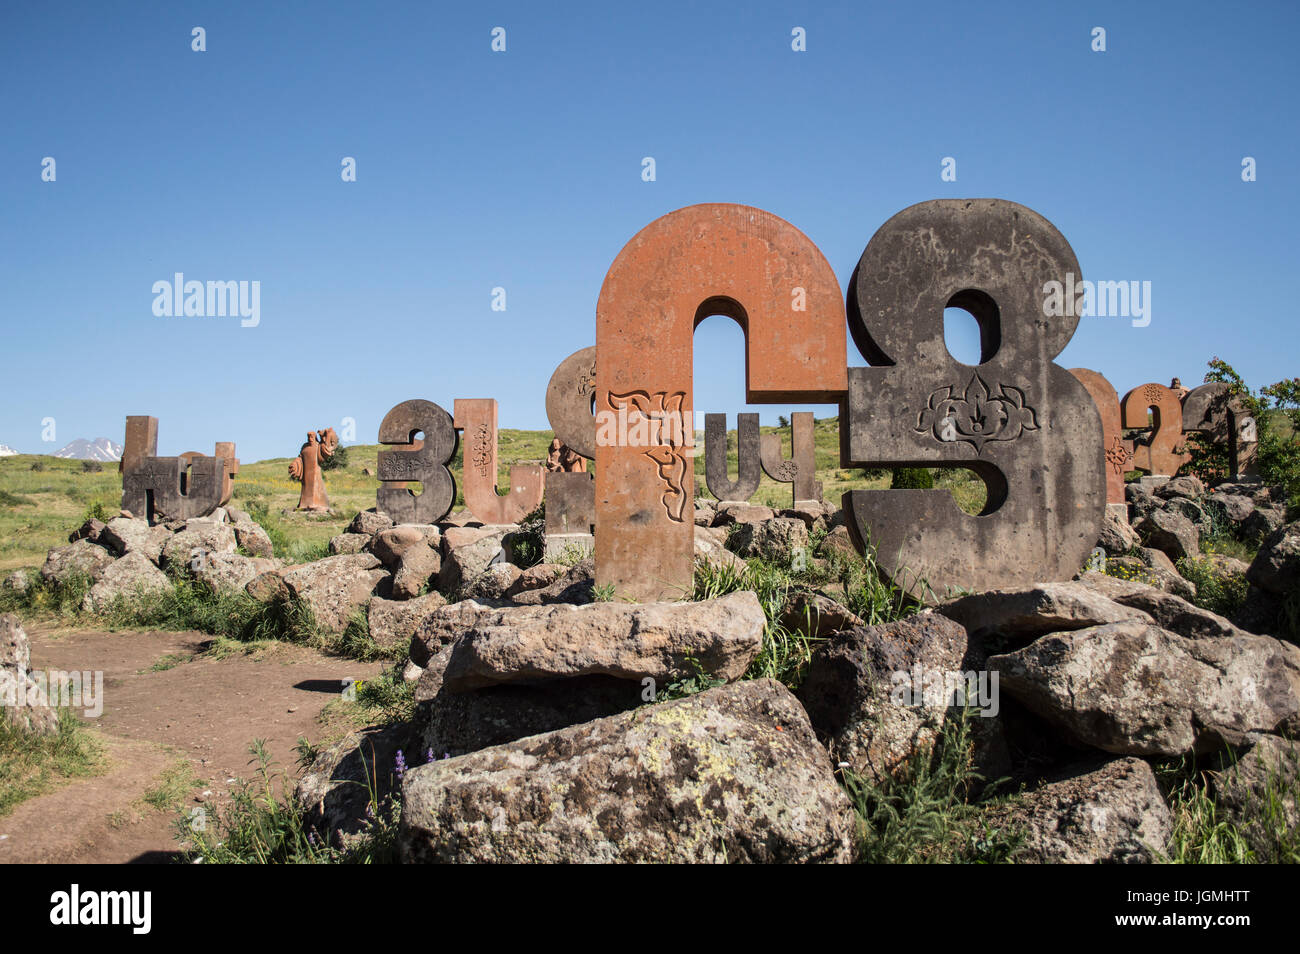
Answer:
[181, 740, 400, 864]
[1156, 753, 1300, 864]
[0, 708, 106, 817]
[842, 709, 1021, 863]
[1175, 556, 1250, 618]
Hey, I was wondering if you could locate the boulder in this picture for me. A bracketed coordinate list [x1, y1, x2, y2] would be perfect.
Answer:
[391, 542, 442, 601]
[2, 570, 29, 595]
[437, 528, 511, 594]
[409, 600, 494, 668]
[1125, 483, 1161, 520]
[190, 552, 282, 594]
[819, 525, 860, 563]
[989, 619, 1300, 756]
[779, 503, 828, 530]
[416, 667, 644, 758]
[694, 525, 747, 572]
[796, 611, 1005, 778]
[939, 582, 1151, 642]
[0, 614, 58, 735]
[1247, 521, 1300, 597]
[40, 539, 115, 586]
[436, 592, 766, 692]
[245, 569, 290, 604]
[160, 523, 237, 570]
[281, 554, 389, 632]
[460, 563, 521, 602]
[398, 680, 854, 863]
[1103, 554, 1196, 601]
[1215, 494, 1256, 524]
[297, 722, 423, 841]
[729, 517, 809, 560]
[98, 516, 161, 560]
[1075, 571, 1244, 640]
[1135, 510, 1199, 562]
[693, 502, 716, 527]
[1211, 734, 1300, 861]
[328, 533, 371, 556]
[1097, 507, 1140, 555]
[372, 525, 434, 568]
[778, 592, 862, 640]
[80, 551, 171, 612]
[713, 503, 775, 527]
[1155, 475, 1205, 500]
[231, 519, 275, 558]
[503, 563, 564, 598]
[504, 558, 594, 606]
[68, 517, 106, 544]
[1242, 506, 1286, 542]
[367, 592, 449, 654]
[1001, 757, 1171, 863]
[347, 509, 394, 537]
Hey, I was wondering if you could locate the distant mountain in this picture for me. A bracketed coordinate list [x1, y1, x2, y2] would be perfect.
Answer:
[0, 443, 16, 457]
[53, 438, 122, 462]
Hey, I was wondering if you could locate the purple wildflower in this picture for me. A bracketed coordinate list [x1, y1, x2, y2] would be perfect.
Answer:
[395, 749, 408, 780]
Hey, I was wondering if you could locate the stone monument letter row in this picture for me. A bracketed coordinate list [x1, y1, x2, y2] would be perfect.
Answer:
[544, 346, 598, 553]
[453, 398, 545, 526]
[1120, 382, 1188, 477]
[595, 203, 847, 601]
[840, 199, 1105, 598]
[376, 399, 458, 525]
[1068, 368, 1132, 508]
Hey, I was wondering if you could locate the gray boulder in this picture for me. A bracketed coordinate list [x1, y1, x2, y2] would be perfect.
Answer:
[1135, 510, 1199, 562]
[191, 552, 282, 594]
[940, 581, 1151, 642]
[80, 550, 172, 612]
[391, 542, 442, 600]
[729, 517, 809, 560]
[0, 614, 58, 735]
[367, 592, 448, 654]
[434, 591, 766, 692]
[1097, 507, 1140, 555]
[797, 611, 1006, 778]
[40, 539, 115, 586]
[1001, 757, 1171, 863]
[1247, 521, 1299, 597]
[989, 619, 1300, 755]
[328, 533, 371, 556]
[160, 523, 237, 570]
[282, 553, 389, 632]
[398, 679, 854, 863]
[348, 509, 394, 536]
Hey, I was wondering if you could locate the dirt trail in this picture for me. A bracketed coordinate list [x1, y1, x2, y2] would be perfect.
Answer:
[0, 625, 384, 864]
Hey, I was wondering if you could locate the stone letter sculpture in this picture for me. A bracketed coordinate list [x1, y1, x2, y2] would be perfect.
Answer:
[1068, 368, 1132, 508]
[840, 198, 1105, 598]
[376, 399, 458, 524]
[453, 399, 545, 526]
[759, 412, 822, 508]
[1121, 382, 1188, 476]
[288, 428, 338, 512]
[595, 203, 847, 601]
[178, 442, 240, 507]
[545, 347, 598, 556]
[119, 416, 234, 524]
[704, 413, 761, 503]
[1182, 382, 1258, 478]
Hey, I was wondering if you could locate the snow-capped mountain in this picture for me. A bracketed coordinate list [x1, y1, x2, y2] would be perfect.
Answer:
[53, 438, 122, 462]
[0, 443, 17, 457]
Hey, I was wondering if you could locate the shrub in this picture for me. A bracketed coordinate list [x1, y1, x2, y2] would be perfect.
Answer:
[1176, 556, 1249, 618]
[80, 460, 103, 473]
[891, 467, 934, 490]
[319, 444, 349, 472]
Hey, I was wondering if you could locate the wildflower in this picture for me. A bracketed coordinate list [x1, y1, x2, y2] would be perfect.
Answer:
[395, 749, 407, 780]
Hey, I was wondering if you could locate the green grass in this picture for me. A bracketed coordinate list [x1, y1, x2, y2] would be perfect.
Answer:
[1157, 754, 1300, 864]
[0, 708, 107, 817]
[141, 759, 202, 813]
[843, 708, 1021, 863]
[181, 739, 400, 864]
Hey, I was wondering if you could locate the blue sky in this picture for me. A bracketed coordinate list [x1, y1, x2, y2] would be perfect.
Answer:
[2, 1, 1296, 462]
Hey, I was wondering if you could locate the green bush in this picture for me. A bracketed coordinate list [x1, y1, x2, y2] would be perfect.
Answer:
[319, 444, 349, 472]
[891, 468, 934, 490]
[1176, 556, 1249, 618]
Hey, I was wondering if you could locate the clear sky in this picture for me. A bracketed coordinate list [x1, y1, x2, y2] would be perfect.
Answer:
[2, 1, 1296, 462]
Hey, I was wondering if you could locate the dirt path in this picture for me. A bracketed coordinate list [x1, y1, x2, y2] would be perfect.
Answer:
[0, 625, 385, 864]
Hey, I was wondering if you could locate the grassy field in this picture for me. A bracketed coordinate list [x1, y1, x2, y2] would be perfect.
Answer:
[0, 417, 988, 572]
